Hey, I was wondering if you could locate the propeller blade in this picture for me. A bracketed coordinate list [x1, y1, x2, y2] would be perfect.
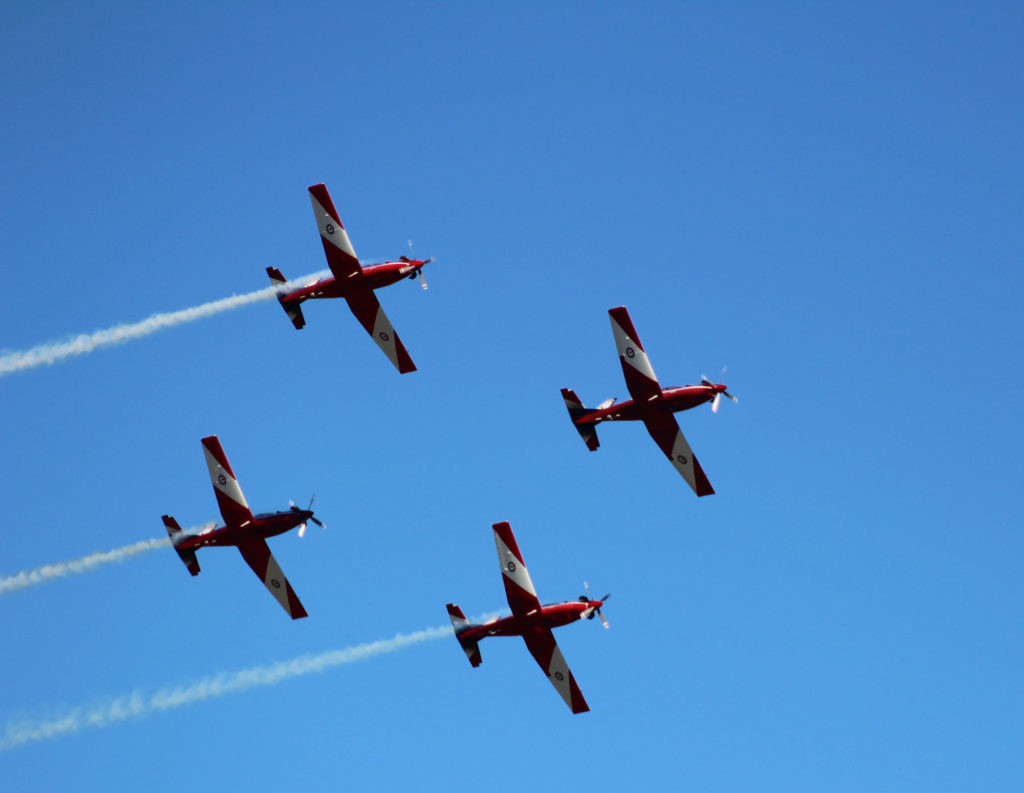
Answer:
[712, 393, 721, 413]
[310, 516, 325, 528]
[701, 374, 713, 386]
[417, 270, 428, 290]
[298, 522, 307, 538]
[583, 583, 610, 627]
[725, 390, 738, 403]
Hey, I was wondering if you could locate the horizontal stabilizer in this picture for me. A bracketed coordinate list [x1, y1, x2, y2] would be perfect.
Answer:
[266, 267, 306, 329]
[162, 515, 200, 576]
[560, 388, 600, 451]
[446, 603, 482, 667]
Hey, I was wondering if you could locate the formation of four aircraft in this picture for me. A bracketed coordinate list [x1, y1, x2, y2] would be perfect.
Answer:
[164, 183, 736, 713]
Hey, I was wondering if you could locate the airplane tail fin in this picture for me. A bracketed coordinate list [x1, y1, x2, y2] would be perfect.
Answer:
[266, 266, 307, 330]
[162, 515, 200, 576]
[560, 388, 600, 451]
[446, 603, 482, 667]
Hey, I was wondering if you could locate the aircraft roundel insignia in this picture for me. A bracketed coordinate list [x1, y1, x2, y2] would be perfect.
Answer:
[625, 347, 636, 358]
[379, 331, 390, 342]
[325, 223, 335, 235]
[676, 454, 688, 464]
[554, 671, 564, 681]
[217, 474, 227, 485]
[270, 579, 281, 589]
[507, 561, 516, 572]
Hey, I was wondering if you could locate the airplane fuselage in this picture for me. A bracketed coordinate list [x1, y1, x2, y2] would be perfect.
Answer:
[283, 260, 426, 302]
[580, 383, 727, 424]
[459, 600, 602, 642]
[173, 509, 313, 551]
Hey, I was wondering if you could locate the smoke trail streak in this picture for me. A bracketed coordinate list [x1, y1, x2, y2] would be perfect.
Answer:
[0, 524, 214, 597]
[0, 615, 501, 751]
[0, 270, 330, 378]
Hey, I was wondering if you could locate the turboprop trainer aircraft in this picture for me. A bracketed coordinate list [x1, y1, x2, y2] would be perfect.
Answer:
[162, 435, 324, 620]
[267, 183, 431, 373]
[561, 306, 736, 497]
[446, 521, 609, 714]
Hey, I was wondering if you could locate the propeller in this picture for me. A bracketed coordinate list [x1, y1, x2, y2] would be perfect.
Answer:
[291, 495, 325, 538]
[701, 366, 738, 413]
[580, 581, 611, 629]
[404, 240, 433, 290]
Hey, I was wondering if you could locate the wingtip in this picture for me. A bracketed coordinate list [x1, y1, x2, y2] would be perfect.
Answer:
[395, 338, 417, 373]
[694, 457, 715, 497]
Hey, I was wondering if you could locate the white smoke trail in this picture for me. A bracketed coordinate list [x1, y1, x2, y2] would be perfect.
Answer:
[0, 270, 330, 378]
[0, 615, 501, 751]
[0, 524, 214, 597]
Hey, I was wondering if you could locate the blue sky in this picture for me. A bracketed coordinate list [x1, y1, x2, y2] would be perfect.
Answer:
[1, 2, 1022, 790]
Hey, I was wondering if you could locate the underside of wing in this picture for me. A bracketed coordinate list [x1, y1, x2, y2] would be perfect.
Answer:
[608, 307, 661, 403]
[642, 411, 715, 496]
[522, 627, 590, 714]
[237, 538, 309, 620]
[344, 288, 417, 373]
[493, 521, 542, 617]
[308, 183, 363, 281]
[201, 436, 255, 528]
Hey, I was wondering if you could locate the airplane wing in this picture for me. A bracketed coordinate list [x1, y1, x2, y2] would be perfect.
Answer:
[609, 306, 662, 403]
[493, 521, 542, 618]
[201, 436, 255, 528]
[642, 411, 715, 496]
[236, 538, 309, 620]
[344, 287, 417, 373]
[521, 627, 590, 714]
[309, 183, 363, 281]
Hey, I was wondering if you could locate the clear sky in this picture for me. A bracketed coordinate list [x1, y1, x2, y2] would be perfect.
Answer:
[2, 2, 1022, 790]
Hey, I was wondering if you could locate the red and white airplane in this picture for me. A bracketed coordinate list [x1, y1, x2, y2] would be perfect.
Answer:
[446, 521, 609, 714]
[162, 435, 323, 620]
[267, 183, 431, 373]
[561, 306, 737, 497]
